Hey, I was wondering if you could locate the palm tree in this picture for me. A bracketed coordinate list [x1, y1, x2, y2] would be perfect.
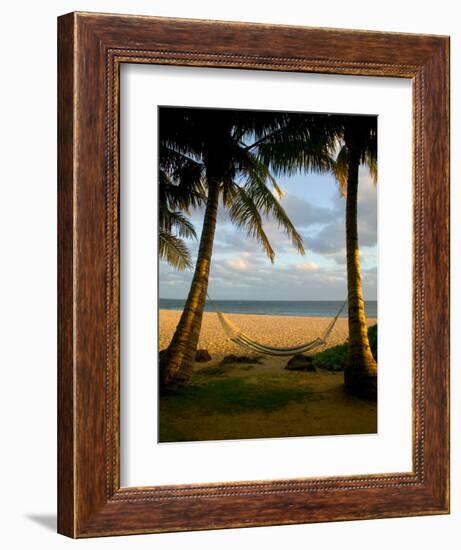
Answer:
[333, 115, 377, 399]
[259, 113, 377, 398]
[159, 208, 196, 271]
[159, 107, 306, 389]
[158, 144, 206, 271]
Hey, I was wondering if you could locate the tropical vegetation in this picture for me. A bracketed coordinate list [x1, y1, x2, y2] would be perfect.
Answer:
[159, 108, 378, 398]
[159, 108, 307, 389]
[258, 113, 378, 398]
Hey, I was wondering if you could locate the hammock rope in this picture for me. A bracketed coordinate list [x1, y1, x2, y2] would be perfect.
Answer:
[208, 296, 347, 357]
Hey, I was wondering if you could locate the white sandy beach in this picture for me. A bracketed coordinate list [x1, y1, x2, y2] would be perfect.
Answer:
[159, 309, 376, 356]
[159, 310, 378, 441]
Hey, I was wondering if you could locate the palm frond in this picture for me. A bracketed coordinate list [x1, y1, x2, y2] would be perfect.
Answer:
[159, 146, 206, 210]
[160, 205, 197, 239]
[243, 170, 305, 257]
[227, 185, 276, 262]
[257, 140, 335, 177]
[221, 176, 239, 208]
[235, 147, 284, 197]
[332, 145, 349, 196]
[364, 148, 378, 184]
[159, 232, 194, 271]
[225, 147, 306, 258]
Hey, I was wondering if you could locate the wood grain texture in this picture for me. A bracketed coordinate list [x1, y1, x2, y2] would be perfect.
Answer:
[57, 12, 450, 538]
[57, 13, 75, 537]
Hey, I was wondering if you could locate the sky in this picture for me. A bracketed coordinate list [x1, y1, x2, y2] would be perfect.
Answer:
[159, 167, 377, 301]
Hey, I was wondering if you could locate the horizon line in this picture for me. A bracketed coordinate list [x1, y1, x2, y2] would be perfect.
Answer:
[159, 297, 377, 302]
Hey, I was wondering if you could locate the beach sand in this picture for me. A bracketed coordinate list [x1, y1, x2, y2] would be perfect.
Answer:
[159, 310, 376, 355]
[159, 310, 378, 442]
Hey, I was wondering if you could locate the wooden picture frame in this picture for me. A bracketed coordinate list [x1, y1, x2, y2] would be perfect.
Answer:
[57, 12, 450, 538]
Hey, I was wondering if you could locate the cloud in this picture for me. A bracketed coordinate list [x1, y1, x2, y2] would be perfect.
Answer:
[301, 170, 377, 262]
[295, 262, 320, 272]
[159, 167, 377, 300]
[225, 253, 251, 271]
[305, 221, 346, 255]
[277, 192, 337, 228]
[160, 252, 353, 300]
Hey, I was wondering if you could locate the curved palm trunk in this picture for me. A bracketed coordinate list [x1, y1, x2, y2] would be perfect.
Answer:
[344, 144, 377, 399]
[160, 178, 220, 389]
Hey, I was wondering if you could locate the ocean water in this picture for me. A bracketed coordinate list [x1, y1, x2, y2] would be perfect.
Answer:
[159, 299, 378, 319]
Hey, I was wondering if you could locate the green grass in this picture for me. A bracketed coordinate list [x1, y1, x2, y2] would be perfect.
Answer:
[368, 324, 378, 359]
[197, 364, 229, 377]
[220, 355, 264, 365]
[239, 364, 256, 371]
[196, 356, 263, 378]
[159, 371, 320, 441]
[159, 327, 378, 442]
[161, 375, 312, 417]
[312, 324, 378, 371]
[312, 343, 348, 371]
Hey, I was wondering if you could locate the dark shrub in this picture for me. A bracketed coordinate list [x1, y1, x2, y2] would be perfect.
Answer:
[313, 324, 378, 371]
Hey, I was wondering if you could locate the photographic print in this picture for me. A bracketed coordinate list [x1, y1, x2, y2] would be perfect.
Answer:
[58, 13, 449, 536]
[158, 106, 378, 443]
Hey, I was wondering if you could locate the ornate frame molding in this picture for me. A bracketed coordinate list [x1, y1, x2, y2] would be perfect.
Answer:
[58, 12, 449, 537]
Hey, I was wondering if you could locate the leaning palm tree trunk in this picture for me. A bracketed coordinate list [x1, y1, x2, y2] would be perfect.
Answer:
[160, 178, 220, 389]
[344, 145, 377, 399]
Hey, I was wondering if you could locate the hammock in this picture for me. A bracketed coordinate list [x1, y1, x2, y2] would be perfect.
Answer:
[209, 298, 347, 357]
